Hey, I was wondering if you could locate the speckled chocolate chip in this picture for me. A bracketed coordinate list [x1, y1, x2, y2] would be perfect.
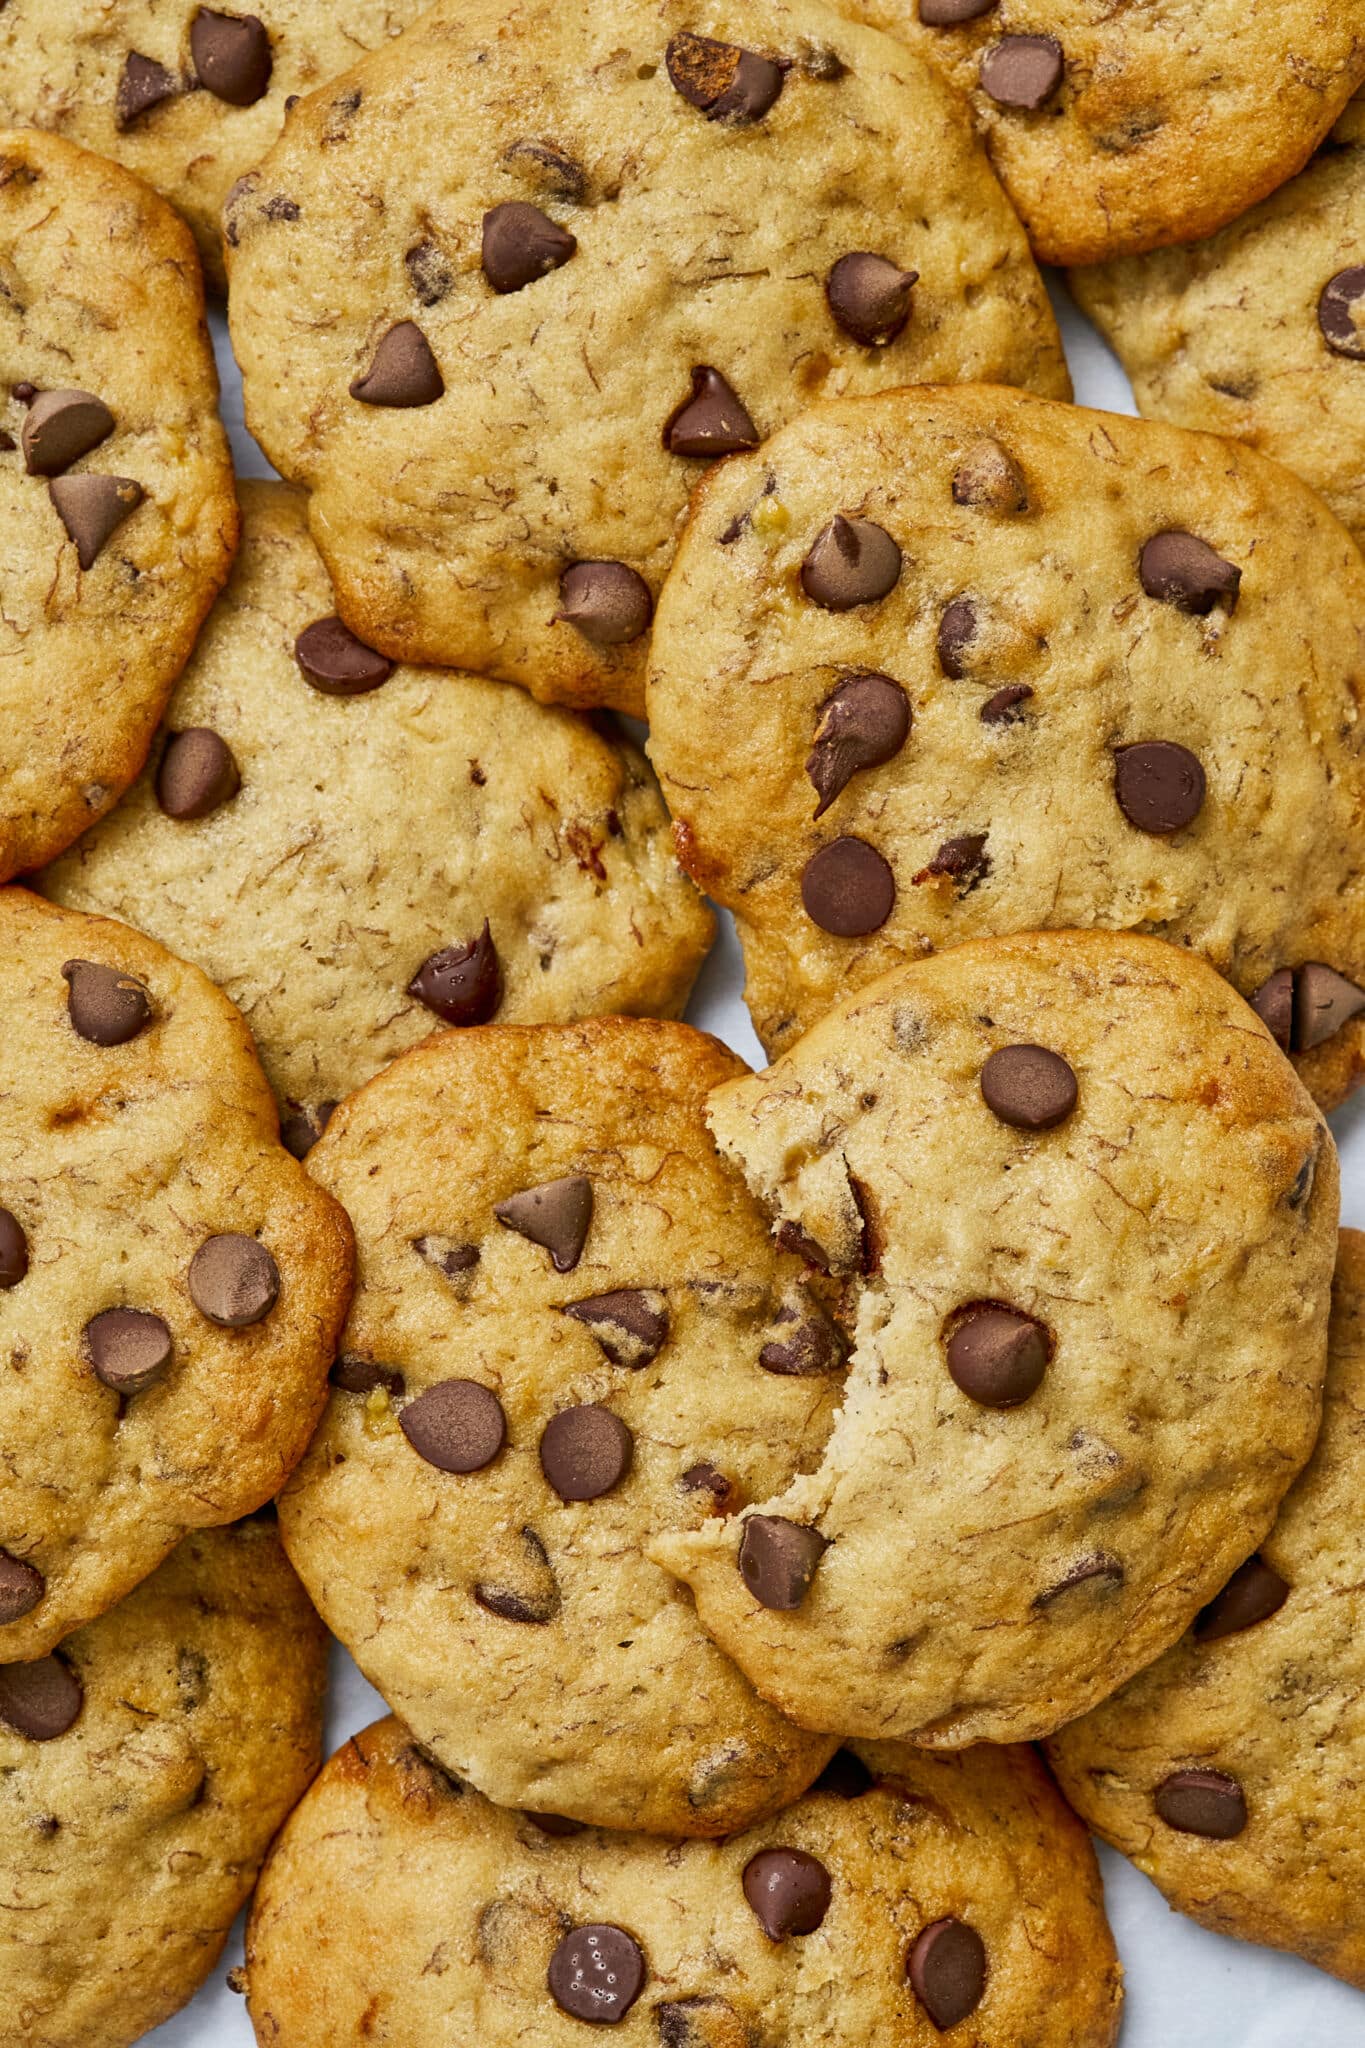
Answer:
[742, 1849, 832, 1940]
[980, 34, 1063, 108]
[0, 1209, 29, 1289]
[680, 1461, 741, 1514]
[0, 1553, 44, 1625]
[61, 959, 152, 1046]
[188, 1234, 279, 1327]
[665, 366, 759, 458]
[407, 924, 502, 1025]
[1194, 1554, 1289, 1643]
[562, 1290, 669, 1368]
[947, 1303, 1048, 1406]
[800, 514, 901, 610]
[1318, 266, 1365, 357]
[21, 388, 114, 477]
[1250, 968, 1293, 1050]
[759, 1299, 842, 1376]
[1033, 1552, 1124, 1607]
[85, 1307, 173, 1395]
[826, 253, 917, 346]
[953, 438, 1028, 512]
[1293, 962, 1365, 1052]
[413, 1235, 480, 1283]
[495, 1176, 593, 1272]
[556, 561, 653, 646]
[116, 51, 180, 126]
[156, 728, 240, 820]
[280, 1099, 337, 1160]
[665, 32, 786, 122]
[812, 1747, 874, 1798]
[1139, 530, 1241, 614]
[294, 615, 393, 695]
[907, 1917, 988, 2029]
[937, 596, 979, 677]
[191, 9, 272, 105]
[0, 1653, 82, 1741]
[801, 837, 895, 936]
[548, 1923, 647, 2024]
[540, 1404, 633, 1501]
[349, 322, 444, 407]
[405, 238, 454, 306]
[739, 1514, 826, 1609]
[980, 1043, 1076, 1129]
[807, 672, 910, 816]
[330, 1353, 405, 1397]
[981, 682, 1033, 724]
[1154, 1767, 1247, 1839]
[401, 1379, 506, 1473]
[1114, 741, 1205, 835]
[915, 832, 990, 891]
[474, 1527, 560, 1623]
[49, 474, 143, 569]
[482, 202, 577, 293]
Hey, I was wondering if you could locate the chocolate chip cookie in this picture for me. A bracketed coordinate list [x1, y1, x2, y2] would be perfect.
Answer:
[41, 482, 712, 1149]
[224, 0, 1068, 718]
[1, 1516, 326, 2048]
[0, 3, 429, 292]
[651, 929, 1336, 1748]
[840, 0, 1365, 266]
[646, 382, 1365, 1110]
[0, 128, 237, 884]
[1047, 1228, 1365, 1991]
[243, 1714, 1124, 2045]
[281, 1017, 847, 1835]
[0, 888, 353, 1660]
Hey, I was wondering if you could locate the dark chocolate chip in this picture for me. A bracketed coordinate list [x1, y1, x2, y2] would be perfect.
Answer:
[812, 1747, 874, 1798]
[922, 0, 998, 18]
[665, 366, 759, 458]
[915, 832, 990, 891]
[495, 1176, 593, 1272]
[953, 438, 1028, 512]
[907, 1917, 988, 2029]
[826, 253, 917, 346]
[562, 1290, 669, 1369]
[21, 388, 114, 477]
[502, 138, 586, 198]
[556, 560, 654, 645]
[190, 9, 272, 106]
[401, 1379, 506, 1473]
[657, 1997, 744, 2047]
[1194, 1554, 1289, 1643]
[349, 322, 444, 407]
[1318, 266, 1365, 357]
[980, 34, 1064, 108]
[680, 1461, 741, 1514]
[116, 51, 180, 126]
[330, 1353, 405, 1397]
[49, 474, 143, 569]
[294, 615, 393, 695]
[12, 383, 37, 405]
[280, 1100, 337, 1159]
[413, 1236, 480, 1283]
[738, 1515, 826, 1609]
[0, 1553, 44, 1625]
[0, 1654, 82, 1741]
[936, 596, 978, 677]
[806, 672, 910, 816]
[1033, 1552, 1124, 1607]
[61, 959, 152, 1046]
[188, 1234, 279, 1326]
[526, 1811, 585, 1836]
[263, 194, 300, 222]
[742, 1848, 832, 1939]
[0, 431, 12, 452]
[1113, 741, 1205, 835]
[1154, 1768, 1247, 1839]
[1249, 968, 1293, 1050]
[85, 1307, 173, 1395]
[474, 1527, 560, 1624]
[405, 238, 454, 306]
[775, 1220, 833, 1271]
[156, 728, 240, 819]
[0, 1208, 29, 1289]
[548, 1924, 646, 2024]
[482, 202, 576, 293]
[407, 924, 502, 1025]
[980, 1043, 1076, 1129]
[800, 514, 901, 610]
[1293, 962, 1365, 1052]
[801, 837, 895, 936]
[540, 1404, 633, 1501]
[665, 32, 785, 121]
[946, 1303, 1048, 1406]
[759, 1299, 842, 1377]
[1138, 530, 1241, 614]
[980, 683, 1033, 724]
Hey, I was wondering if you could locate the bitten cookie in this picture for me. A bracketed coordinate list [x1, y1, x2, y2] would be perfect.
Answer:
[243, 1715, 1124, 2045]
[0, 2, 429, 291]
[839, 0, 1365, 267]
[224, 0, 1068, 717]
[651, 930, 1336, 1748]
[0, 128, 237, 881]
[1047, 1229, 1365, 1992]
[0, 889, 353, 1660]
[647, 382, 1365, 1110]
[283, 1018, 845, 1835]
[41, 482, 712, 1151]
[0, 1517, 326, 2048]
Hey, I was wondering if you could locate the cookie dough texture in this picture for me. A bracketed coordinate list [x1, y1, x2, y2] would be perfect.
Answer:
[844, 0, 1365, 267]
[1047, 1229, 1365, 1990]
[0, 2, 428, 292]
[224, 0, 1069, 718]
[1, 1518, 326, 2048]
[647, 384, 1365, 1110]
[0, 889, 353, 1660]
[244, 1714, 1123, 2046]
[0, 128, 237, 882]
[42, 482, 712, 1132]
[651, 931, 1336, 1748]
[285, 1018, 846, 1835]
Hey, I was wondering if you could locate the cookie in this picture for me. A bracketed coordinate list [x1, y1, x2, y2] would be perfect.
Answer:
[281, 1017, 848, 1835]
[41, 482, 712, 1146]
[1071, 95, 1365, 556]
[1047, 1228, 1365, 1991]
[0, 888, 353, 1660]
[0, 127, 237, 883]
[649, 929, 1337, 1748]
[224, 0, 1069, 718]
[0, 1516, 326, 2048]
[646, 382, 1365, 1110]
[0, 2, 430, 293]
[243, 1714, 1124, 2045]
[839, 0, 1365, 267]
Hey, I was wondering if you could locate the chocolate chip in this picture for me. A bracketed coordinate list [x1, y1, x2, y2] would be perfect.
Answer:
[826, 254, 917, 346]
[0, 1553, 44, 1625]
[401, 1379, 506, 1473]
[922, 0, 998, 20]
[562, 1290, 669, 1368]
[907, 1917, 987, 2029]
[812, 1748, 874, 1798]
[980, 34, 1064, 108]
[555, 560, 654, 645]
[526, 1811, 585, 1837]
[495, 1176, 593, 1272]
[413, 1236, 480, 1283]
[665, 33, 785, 122]
[0, 1654, 82, 1741]
[294, 615, 393, 695]
[738, 1515, 826, 1609]
[946, 1303, 1048, 1406]
[1194, 1554, 1289, 1643]
[1249, 968, 1293, 1050]
[263, 194, 300, 222]
[12, 383, 37, 406]
[915, 832, 990, 891]
[188, 1234, 279, 1326]
[330, 1353, 405, 1396]
[280, 1099, 336, 1159]
[980, 1044, 1077, 1129]
[1154, 1768, 1247, 1839]
[742, 1849, 832, 1939]
[680, 1462, 741, 1514]
[801, 837, 895, 936]
[85, 1308, 173, 1395]
[190, 9, 272, 106]
[49, 474, 143, 569]
[759, 1299, 842, 1376]
[482, 202, 576, 293]
[775, 1220, 833, 1271]
[1139, 530, 1241, 614]
[502, 139, 586, 199]
[0, 1209, 29, 1289]
[548, 1924, 646, 2024]
[936, 596, 978, 678]
[665, 366, 759, 458]
[657, 1997, 744, 2047]
[349, 322, 444, 407]
[21, 389, 114, 477]
[540, 1404, 633, 1501]
[1318, 267, 1365, 357]
[980, 683, 1033, 724]
[116, 51, 180, 126]
[0, 431, 12, 452]
[953, 438, 1028, 512]
[800, 514, 901, 610]
[407, 924, 502, 1025]
[1114, 741, 1205, 835]
[806, 672, 910, 816]
[61, 960, 152, 1046]
[156, 728, 240, 819]
[474, 1527, 560, 1624]
[1033, 1552, 1124, 1606]
[405, 239, 454, 306]
[1293, 962, 1365, 1051]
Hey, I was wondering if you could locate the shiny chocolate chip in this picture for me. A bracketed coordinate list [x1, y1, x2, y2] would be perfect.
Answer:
[665, 32, 786, 121]
[0, 1654, 83, 1740]
[1139, 530, 1240, 614]
[980, 34, 1063, 108]
[547, 1923, 646, 2024]
[562, 1290, 668, 1369]
[495, 1176, 593, 1272]
[936, 596, 978, 677]
[953, 438, 1027, 512]
[742, 1848, 831, 1939]
[665, 366, 759, 458]
[738, 1515, 826, 1609]
[907, 1917, 987, 2029]
[0, 1553, 44, 1625]
[1154, 1768, 1247, 1839]
[807, 672, 910, 816]
[1194, 1555, 1289, 1643]
[1294, 962, 1365, 1051]
[117, 51, 180, 126]
[980, 683, 1033, 724]
[294, 615, 393, 694]
[946, 1303, 1048, 1406]
[482, 202, 576, 293]
[191, 9, 273, 105]
[49, 475, 143, 568]
[826, 253, 917, 345]
[156, 728, 240, 819]
[1250, 968, 1293, 1050]
[0, 1208, 29, 1289]
[408, 924, 502, 1025]
[62, 960, 152, 1046]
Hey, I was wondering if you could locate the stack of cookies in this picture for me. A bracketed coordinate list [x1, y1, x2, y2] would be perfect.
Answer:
[2, 3, 1365, 2043]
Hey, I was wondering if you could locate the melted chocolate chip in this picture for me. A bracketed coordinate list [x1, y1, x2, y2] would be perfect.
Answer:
[562, 1290, 669, 1368]
[826, 253, 917, 345]
[907, 1917, 987, 2029]
[62, 959, 152, 1046]
[936, 596, 978, 677]
[665, 32, 786, 121]
[801, 837, 895, 936]
[807, 672, 910, 816]
[1318, 266, 1365, 357]
[1113, 741, 1205, 835]
[21, 389, 114, 477]
[548, 1924, 647, 2024]
[349, 322, 444, 407]
[680, 1461, 742, 1514]
[49, 475, 143, 568]
[812, 1747, 874, 1798]
[0, 1208, 29, 1289]
[280, 1100, 336, 1160]
[742, 1848, 832, 1939]
[474, 1527, 560, 1624]
[759, 1300, 843, 1377]
[1139, 530, 1241, 614]
[482, 202, 577, 293]
[294, 615, 393, 695]
[656, 1997, 744, 2047]
[738, 1515, 826, 1609]
[413, 1236, 480, 1284]
[1194, 1554, 1289, 1643]
[85, 1307, 173, 1395]
[980, 34, 1064, 108]
[330, 1353, 405, 1397]
[980, 1043, 1077, 1129]
[775, 1220, 833, 1271]
[1033, 1552, 1125, 1607]
[1154, 1768, 1247, 1839]
[116, 51, 180, 127]
[495, 1176, 593, 1272]
[156, 728, 240, 819]
[0, 1654, 83, 1740]
[187, 1234, 279, 1326]
[540, 1404, 633, 1501]
[407, 924, 502, 1025]
[916, 832, 990, 891]
[980, 682, 1033, 724]
[401, 1379, 506, 1473]
[0, 1553, 44, 1625]
[800, 514, 901, 610]
[946, 1303, 1048, 1406]
[665, 366, 759, 458]
[191, 9, 273, 106]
